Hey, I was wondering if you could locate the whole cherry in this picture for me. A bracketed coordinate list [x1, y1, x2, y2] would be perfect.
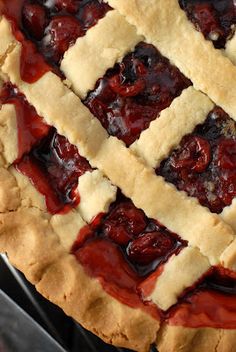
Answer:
[127, 231, 175, 265]
[103, 201, 147, 245]
[41, 15, 83, 62]
[22, 3, 47, 40]
[171, 135, 211, 173]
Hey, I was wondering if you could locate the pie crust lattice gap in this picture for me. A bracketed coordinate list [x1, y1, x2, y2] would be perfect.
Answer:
[0, 1, 236, 352]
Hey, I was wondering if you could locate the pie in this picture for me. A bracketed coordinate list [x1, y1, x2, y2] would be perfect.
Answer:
[0, 1, 236, 351]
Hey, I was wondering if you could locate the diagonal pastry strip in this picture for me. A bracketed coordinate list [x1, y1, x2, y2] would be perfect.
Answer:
[106, 0, 236, 119]
[0, 205, 158, 352]
[0, 18, 234, 267]
[0, 4, 236, 350]
[61, 10, 143, 99]
[131, 87, 214, 168]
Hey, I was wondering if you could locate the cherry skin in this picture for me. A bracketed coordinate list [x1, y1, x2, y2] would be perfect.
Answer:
[191, 3, 222, 40]
[16, 128, 92, 214]
[217, 139, 236, 170]
[82, 1, 106, 28]
[171, 136, 211, 173]
[85, 42, 191, 146]
[103, 201, 147, 245]
[41, 15, 83, 63]
[109, 74, 145, 97]
[53, 0, 81, 13]
[127, 232, 175, 265]
[158, 107, 236, 213]
[179, 0, 236, 48]
[22, 3, 47, 40]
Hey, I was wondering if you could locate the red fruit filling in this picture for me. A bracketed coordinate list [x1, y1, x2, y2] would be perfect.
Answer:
[74, 238, 159, 318]
[157, 107, 236, 213]
[72, 194, 236, 328]
[103, 201, 147, 246]
[179, 0, 236, 48]
[2, 0, 111, 81]
[72, 193, 184, 276]
[72, 193, 184, 317]
[127, 232, 176, 266]
[0, 82, 50, 160]
[0, 82, 92, 214]
[168, 267, 236, 329]
[16, 127, 92, 214]
[84, 42, 191, 146]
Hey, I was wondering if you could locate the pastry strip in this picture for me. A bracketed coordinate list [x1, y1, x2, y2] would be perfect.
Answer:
[91, 137, 234, 265]
[61, 10, 143, 99]
[0, 18, 234, 267]
[131, 87, 214, 168]
[143, 247, 210, 310]
[107, 0, 236, 119]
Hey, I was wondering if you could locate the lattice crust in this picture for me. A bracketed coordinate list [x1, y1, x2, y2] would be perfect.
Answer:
[0, 104, 18, 166]
[130, 87, 214, 168]
[226, 33, 236, 66]
[61, 10, 143, 99]
[1, 16, 234, 263]
[106, 0, 236, 118]
[0, 1, 236, 351]
[144, 247, 210, 310]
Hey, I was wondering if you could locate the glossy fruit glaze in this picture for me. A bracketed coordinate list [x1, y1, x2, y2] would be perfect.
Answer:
[84, 42, 191, 146]
[16, 127, 92, 214]
[1, 0, 111, 81]
[179, 0, 236, 48]
[0, 82, 50, 160]
[72, 194, 236, 328]
[157, 107, 236, 213]
[0, 81, 91, 214]
[72, 193, 185, 317]
[72, 193, 236, 329]
[168, 267, 236, 328]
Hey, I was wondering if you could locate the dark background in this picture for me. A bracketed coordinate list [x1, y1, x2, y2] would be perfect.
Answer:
[0, 255, 157, 352]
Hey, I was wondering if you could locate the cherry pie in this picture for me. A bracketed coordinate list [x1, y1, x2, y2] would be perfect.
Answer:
[0, 0, 236, 351]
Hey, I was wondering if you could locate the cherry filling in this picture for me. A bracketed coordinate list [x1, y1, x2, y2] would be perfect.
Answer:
[16, 127, 92, 214]
[179, 0, 236, 48]
[72, 193, 185, 316]
[72, 195, 236, 328]
[0, 82, 93, 214]
[2, 0, 111, 81]
[157, 107, 236, 213]
[0, 81, 91, 214]
[168, 267, 236, 329]
[0, 82, 50, 160]
[84, 42, 191, 146]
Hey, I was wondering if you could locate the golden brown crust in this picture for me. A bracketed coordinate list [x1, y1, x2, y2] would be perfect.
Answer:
[0, 19, 233, 267]
[0, 3, 235, 351]
[91, 137, 234, 265]
[156, 324, 236, 352]
[0, 36, 108, 160]
[131, 87, 214, 168]
[0, 15, 16, 59]
[107, 0, 236, 119]
[37, 255, 159, 352]
[61, 10, 142, 99]
[0, 167, 20, 212]
[0, 206, 159, 351]
[146, 247, 210, 310]
[77, 170, 117, 222]
[0, 104, 18, 166]
[225, 32, 236, 65]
